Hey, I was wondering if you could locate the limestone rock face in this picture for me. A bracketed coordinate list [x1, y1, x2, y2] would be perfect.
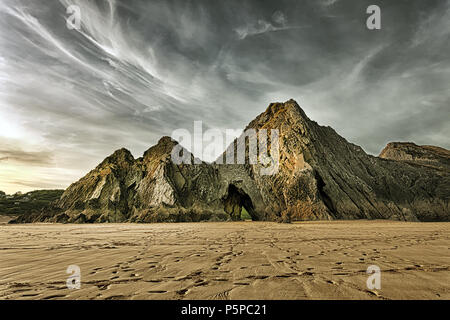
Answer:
[15, 99, 449, 223]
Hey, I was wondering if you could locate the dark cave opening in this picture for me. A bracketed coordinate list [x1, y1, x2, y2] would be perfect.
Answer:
[314, 171, 337, 218]
[223, 184, 258, 221]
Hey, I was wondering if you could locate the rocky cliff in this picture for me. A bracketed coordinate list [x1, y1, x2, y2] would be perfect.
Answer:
[12, 99, 450, 223]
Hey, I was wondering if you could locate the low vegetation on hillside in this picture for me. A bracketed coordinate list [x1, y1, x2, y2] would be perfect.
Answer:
[0, 190, 64, 216]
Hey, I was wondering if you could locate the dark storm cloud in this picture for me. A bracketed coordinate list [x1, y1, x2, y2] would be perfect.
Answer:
[0, 0, 449, 192]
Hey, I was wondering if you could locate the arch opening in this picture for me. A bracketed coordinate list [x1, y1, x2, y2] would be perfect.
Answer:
[223, 184, 258, 221]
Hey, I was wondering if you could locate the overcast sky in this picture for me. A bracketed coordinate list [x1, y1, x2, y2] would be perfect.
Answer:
[0, 0, 449, 194]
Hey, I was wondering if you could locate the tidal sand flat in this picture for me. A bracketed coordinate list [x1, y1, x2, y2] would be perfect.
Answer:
[0, 221, 448, 300]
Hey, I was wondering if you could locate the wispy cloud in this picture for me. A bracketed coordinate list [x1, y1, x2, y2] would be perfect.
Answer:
[234, 11, 308, 40]
[0, 149, 53, 166]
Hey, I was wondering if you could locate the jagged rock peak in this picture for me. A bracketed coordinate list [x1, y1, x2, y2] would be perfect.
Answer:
[158, 135, 179, 146]
[266, 99, 305, 115]
[100, 148, 134, 166]
[143, 136, 179, 159]
[246, 99, 310, 130]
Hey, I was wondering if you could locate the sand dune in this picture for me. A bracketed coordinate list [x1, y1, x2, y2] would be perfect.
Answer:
[0, 221, 448, 300]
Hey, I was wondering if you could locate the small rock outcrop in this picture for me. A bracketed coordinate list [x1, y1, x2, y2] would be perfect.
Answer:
[379, 142, 450, 171]
[12, 99, 450, 223]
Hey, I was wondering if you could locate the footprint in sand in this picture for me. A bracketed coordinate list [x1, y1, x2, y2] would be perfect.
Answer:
[21, 293, 39, 297]
[42, 294, 66, 300]
[177, 288, 189, 295]
[247, 275, 269, 280]
[97, 284, 110, 290]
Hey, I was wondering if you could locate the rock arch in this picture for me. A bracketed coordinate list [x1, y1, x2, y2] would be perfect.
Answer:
[223, 184, 258, 221]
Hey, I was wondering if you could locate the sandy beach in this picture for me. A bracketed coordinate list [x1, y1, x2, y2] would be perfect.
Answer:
[0, 220, 448, 300]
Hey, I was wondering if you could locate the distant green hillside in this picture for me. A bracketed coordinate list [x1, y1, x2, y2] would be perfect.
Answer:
[0, 190, 64, 216]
